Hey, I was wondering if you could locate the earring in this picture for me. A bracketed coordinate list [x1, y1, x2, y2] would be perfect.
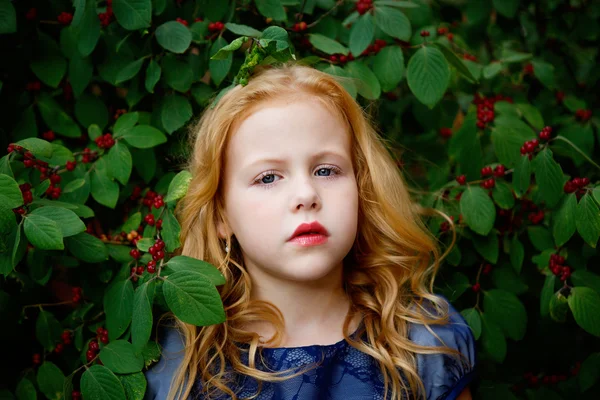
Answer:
[224, 242, 230, 253]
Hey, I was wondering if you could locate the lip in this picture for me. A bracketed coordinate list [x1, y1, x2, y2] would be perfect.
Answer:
[288, 221, 329, 241]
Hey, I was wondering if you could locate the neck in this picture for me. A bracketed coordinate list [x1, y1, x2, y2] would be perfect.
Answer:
[243, 262, 360, 347]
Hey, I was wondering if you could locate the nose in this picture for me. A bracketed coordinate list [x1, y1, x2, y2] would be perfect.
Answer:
[292, 177, 321, 211]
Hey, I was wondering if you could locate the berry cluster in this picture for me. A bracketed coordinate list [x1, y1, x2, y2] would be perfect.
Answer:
[439, 127, 452, 138]
[130, 185, 143, 201]
[548, 254, 571, 281]
[32, 353, 42, 366]
[81, 147, 98, 163]
[25, 81, 41, 91]
[472, 93, 512, 129]
[42, 130, 56, 141]
[520, 138, 539, 160]
[292, 21, 307, 32]
[53, 330, 72, 354]
[361, 39, 387, 56]
[25, 8, 37, 21]
[479, 165, 505, 189]
[208, 21, 224, 32]
[538, 126, 552, 141]
[86, 339, 99, 362]
[482, 263, 492, 275]
[527, 209, 544, 224]
[575, 109, 592, 121]
[563, 177, 590, 201]
[471, 282, 481, 292]
[437, 27, 449, 35]
[149, 239, 166, 261]
[141, 190, 164, 211]
[329, 53, 355, 63]
[72, 286, 83, 304]
[420, 30, 430, 37]
[94, 133, 115, 149]
[176, 17, 188, 26]
[523, 63, 534, 75]
[439, 215, 454, 233]
[462, 53, 477, 61]
[113, 108, 127, 121]
[127, 229, 141, 245]
[96, 326, 109, 344]
[19, 183, 33, 205]
[57, 12, 73, 25]
[455, 174, 466, 185]
[98, 0, 114, 27]
[66, 160, 77, 171]
[356, 0, 373, 15]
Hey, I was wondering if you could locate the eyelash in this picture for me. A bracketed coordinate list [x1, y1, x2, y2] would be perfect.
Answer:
[253, 165, 342, 188]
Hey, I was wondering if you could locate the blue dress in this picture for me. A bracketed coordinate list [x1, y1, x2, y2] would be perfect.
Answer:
[144, 298, 477, 399]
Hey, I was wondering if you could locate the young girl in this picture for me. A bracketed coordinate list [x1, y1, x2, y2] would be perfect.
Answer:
[144, 62, 476, 400]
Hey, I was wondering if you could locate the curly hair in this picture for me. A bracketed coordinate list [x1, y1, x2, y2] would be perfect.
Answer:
[159, 62, 468, 400]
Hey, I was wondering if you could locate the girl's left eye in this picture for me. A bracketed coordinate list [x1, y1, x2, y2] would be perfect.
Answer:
[254, 166, 341, 186]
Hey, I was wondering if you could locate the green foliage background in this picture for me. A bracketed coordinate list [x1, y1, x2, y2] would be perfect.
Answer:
[1, 0, 600, 399]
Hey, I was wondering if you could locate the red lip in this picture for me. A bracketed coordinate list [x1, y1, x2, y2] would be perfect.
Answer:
[288, 221, 329, 241]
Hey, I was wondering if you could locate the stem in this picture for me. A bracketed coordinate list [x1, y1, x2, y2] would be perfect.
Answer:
[22, 300, 73, 311]
[306, 0, 345, 28]
[552, 135, 600, 171]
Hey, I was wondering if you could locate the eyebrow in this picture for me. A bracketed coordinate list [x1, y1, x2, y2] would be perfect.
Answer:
[244, 150, 348, 169]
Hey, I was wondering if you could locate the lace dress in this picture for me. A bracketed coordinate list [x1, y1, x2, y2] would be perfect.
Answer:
[144, 298, 477, 400]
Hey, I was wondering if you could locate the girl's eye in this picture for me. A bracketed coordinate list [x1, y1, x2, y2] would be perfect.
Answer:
[254, 166, 341, 187]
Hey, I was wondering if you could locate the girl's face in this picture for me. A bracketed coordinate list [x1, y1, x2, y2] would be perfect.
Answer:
[218, 97, 359, 285]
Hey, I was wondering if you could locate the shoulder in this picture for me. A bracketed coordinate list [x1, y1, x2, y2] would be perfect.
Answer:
[144, 326, 187, 400]
[408, 295, 477, 400]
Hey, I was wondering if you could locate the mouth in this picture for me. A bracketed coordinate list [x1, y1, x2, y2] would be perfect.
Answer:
[288, 221, 329, 241]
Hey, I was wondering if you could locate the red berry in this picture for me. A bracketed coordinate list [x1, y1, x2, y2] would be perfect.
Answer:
[54, 343, 64, 354]
[481, 166, 493, 177]
[456, 175, 466, 185]
[57, 12, 73, 25]
[439, 127, 452, 138]
[472, 283, 481, 292]
[130, 249, 141, 259]
[147, 264, 156, 274]
[493, 165, 505, 177]
[420, 30, 430, 37]
[86, 350, 95, 362]
[446, 33, 454, 41]
[25, 8, 37, 21]
[156, 219, 163, 229]
[136, 266, 145, 275]
[32, 353, 42, 365]
[66, 161, 77, 171]
[89, 340, 99, 351]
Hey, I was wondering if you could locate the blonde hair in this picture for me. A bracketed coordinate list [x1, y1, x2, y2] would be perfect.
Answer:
[160, 62, 468, 400]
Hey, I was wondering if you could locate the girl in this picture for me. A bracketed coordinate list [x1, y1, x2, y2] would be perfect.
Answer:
[145, 62, 476, 400]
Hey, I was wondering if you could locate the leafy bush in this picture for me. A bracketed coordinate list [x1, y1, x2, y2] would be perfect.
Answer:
[1, 0, 599, 399]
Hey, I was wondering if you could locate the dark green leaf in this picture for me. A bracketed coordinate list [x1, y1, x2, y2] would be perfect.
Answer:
[113, 112, 139, 137]
[37, 93, 81, 138]
[568, 287, 600, 337]
[460, 186, 496, 236]
[104, 280, 134, 340]
[155, 21, 192, 53]
[74, 94, 109, 131]
[433, 42, 477, 82]
[37, 362, 65, 400]
[407, 46, 450, 108]
[461, 307, 482, 340]
[373, 6, 411, 41]
[473, 232, 499, 264]
[372, 46, 405, 92]
[107, 141, 132, 185]
[255, 0, 287, 21]
[119, 372, 147, 400]
[164, 170, 192, 203]
[161, 94, 192, 134]
[512, 154, 531, 197]
[113, 0, 152, 30]
[553, 194, 577, 247]
[65, 232, 109, 263]
[0, 0, 17, 34]
[99, 340, 144, 373]
[344, 61, 380, 100]
[483, 289, 527, 340]
[30, 207, 85, 238]
[492, 0, 519, 18]
[165, 255, 226, 286]
[571, 270, 600, 295]
[491, 116, 534, 168]
[576, 194, 600, 248]
[81, 365, 126, 400]
[209, 37, 233, 86]
[579, 352, 600, 392]
[349, 13, 375, 58]
[144, 59, 161, 93]
[492, 180, 515, 210]
[540, 274, 555, 317]
[24, 214, 64, 250]
[0, 174, 23, 208]
[308, 34, 349, 56]
[481, 313, 506, 363]
[531, 148, 564, 208]
[225, 23, 262, 37]
[91, 167, 119, 209]
[116, 58, 145, 84]
[15, 378, 36, 400]
[36, 310, 62, 351]
[509, 235, 524, 274]
[131, 282, 154, 353]
[69, 55, 93, 98]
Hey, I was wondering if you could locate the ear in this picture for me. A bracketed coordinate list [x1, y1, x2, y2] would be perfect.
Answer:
[216, 219, 230, 240]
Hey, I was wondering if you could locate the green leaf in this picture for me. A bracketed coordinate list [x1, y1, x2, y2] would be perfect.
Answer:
[119, 372, 147, 400]
[515, 103, 544, 131]
[552, 194, 577, 247]
[209, 37, 233, 86]
[308, 34, 349, 56]
[407, 46, 450, 108]
[0, 174, 23, 208]
[91, 167, 119, 209]
[460, 186, 496, 236]
[37, 93, 81, 138]
[483, 289, 527, 340]
[104, 279, 134, 340]
[74, 94, 109, 131]
[73, 0, 101, 57]
[165, 170, 192, 203]
[571, 270, 600, 295]
[579, 352, 600, 392]
[491, 116, 534, 168]
[540, 274, 555, 317]
[255, 0, 287, 21]
[318, 64, 357, 98]
[0, 0, 17, 34]
[81, 365, 126, 400]
[121, 125, 167, 149]
[132, 282, 154, 353]
[36, 310, 62, 351]
[165, 255, 226, 286]
[162, 55, 193, 92]
[433, 42, 477, 83]
[492, 0, 519, 18]
[30, 49, 67, 89]
[161, 94, 192, 134]
[163, 270, 226, 326]
[461, 307, 482, 340]
[492, 180, 515, 210]
[0, 198, 16, 235]
[210, 36, 249, 60]
[509, 235, 524, 274]
[491, 265, 528, 295]
[550, 291, 569, 322]
[373, 0, 419, 8]
[438, 272, 470, 302]
[483, 61, 504, 79]
[512, 154, 531, 197]
[106, 141, 132, 186]
[568, 287, 600, 337]
[481, 313, 506, 363]
[144, 59, 161, 93]
[141, 341, 161, 368]
[113, 112, 139, 137]
[30, 207, 86, 238]
[37, 362, 65, 400]
[473, 232, 499, 264]
[531, 148, 564, 208]
[576, 194, 600, 248]
[99, 340, 144, 373]
[116, 58, 145, 84]
[372, 46, 405, 92]
[531, 59, 556, 89]
[112, 0, 152, 30]
[349, 13, 375, 58]
[24, 214, 64, 250]
[527, 226, 554, 251]
[15, 378, 37, 400]
[344, 61, 381, 100]
[225, 23, 262, 37]
[155, 21, 192, 54]
[136, 238, 154, 252]
[373, 6, 411, 41]
[64, 232, 109, 263]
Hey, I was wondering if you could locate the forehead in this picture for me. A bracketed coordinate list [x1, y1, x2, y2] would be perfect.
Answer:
[225, 98, 352, 167]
